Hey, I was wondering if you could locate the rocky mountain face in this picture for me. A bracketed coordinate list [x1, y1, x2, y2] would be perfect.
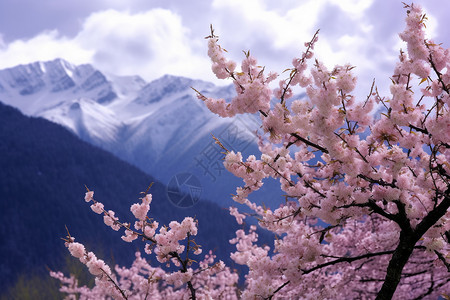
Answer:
[0, 59, 283, 210]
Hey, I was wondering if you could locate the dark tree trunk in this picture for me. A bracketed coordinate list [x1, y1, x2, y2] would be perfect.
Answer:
[375, 232, 416, 300]
[376, 193, 450, 299]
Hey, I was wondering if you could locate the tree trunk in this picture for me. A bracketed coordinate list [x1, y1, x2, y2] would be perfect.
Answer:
[375, 231, 416, 300]
[376, 193, 450, 299]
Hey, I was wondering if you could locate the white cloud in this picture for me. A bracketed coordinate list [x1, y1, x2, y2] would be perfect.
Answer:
[0, 30, 92, 68]
[211, 0, 321, 51]
[329, 0, 373, 15]
[0, 8, 214, 83]
[74, 9, 211, 80]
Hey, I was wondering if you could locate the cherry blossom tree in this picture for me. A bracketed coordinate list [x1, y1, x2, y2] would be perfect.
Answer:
[53, 3, 449, 299]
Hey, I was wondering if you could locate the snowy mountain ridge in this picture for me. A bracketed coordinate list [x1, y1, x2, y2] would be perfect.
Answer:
[0, 59, 282, 208]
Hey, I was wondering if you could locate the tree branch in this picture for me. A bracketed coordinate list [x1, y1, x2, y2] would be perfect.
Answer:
[265, 280, 291, 300]
[357, 174, 397, 189]
[414, 188, 450, 239]
[290, 133, 329, 153]
[301, 250, 395, 275]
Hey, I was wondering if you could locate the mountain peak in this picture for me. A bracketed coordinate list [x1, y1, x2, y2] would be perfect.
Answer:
[0, 58, 78, 95]
[0, 59, 118, 106]
[134, 74, 214, 105]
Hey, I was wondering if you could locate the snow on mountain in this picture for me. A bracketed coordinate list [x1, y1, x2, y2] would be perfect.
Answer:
[106, 74, 146, 98]
[0, 59, 283, 208]
[0, 59, 117, 115]
[134, 74, 212, 105]
[38, 98, 124, 146]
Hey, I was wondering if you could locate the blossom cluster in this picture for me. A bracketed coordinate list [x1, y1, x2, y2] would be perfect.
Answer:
[197, 33, 278, 117]
[55, 235, 126, 299]
[55, 190, 239, 299]
[51, 251, 238, 299]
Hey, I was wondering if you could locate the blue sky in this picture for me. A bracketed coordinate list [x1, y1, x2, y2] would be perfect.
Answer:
[0, 0, 448, 99]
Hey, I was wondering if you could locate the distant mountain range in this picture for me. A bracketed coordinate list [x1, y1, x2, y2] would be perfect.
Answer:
[0, 59, 283, 209]
[0, 101, 265, 295]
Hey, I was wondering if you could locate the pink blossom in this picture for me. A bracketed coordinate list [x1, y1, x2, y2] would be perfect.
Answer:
[68, 242, 85, 259]
[90, 202, 104, 214]
[121, 229, 138, 242]
[130, 202, 149, 221]
[84, 191, 94, 202]
[229, 207, 246, 225]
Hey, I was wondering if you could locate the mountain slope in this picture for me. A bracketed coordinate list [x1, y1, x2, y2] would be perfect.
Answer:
[0, 102, 251, 293]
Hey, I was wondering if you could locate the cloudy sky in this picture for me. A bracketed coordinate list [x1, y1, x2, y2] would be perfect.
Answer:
[0, 0, 448, 98]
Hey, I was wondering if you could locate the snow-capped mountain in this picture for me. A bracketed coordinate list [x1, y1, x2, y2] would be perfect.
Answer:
[0, 59, 283, 208]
